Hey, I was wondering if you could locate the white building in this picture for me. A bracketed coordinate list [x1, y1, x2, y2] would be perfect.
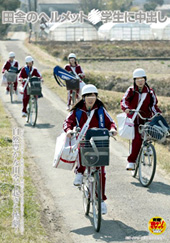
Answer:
[48, 21, 98, 41]
[98, 22, 152, 41]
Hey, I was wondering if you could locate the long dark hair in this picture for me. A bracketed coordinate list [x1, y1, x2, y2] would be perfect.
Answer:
[129, 77, 153, 107]
[70, 97, 107, 111]
[69, 58, 78, 66]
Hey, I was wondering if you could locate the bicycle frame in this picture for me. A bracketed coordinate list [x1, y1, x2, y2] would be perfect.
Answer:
[26, 94, 38, 127]
[82, 166, 102, 232]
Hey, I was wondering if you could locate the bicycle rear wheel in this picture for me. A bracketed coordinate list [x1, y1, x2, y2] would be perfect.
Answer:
[10, 83, 13, 103]
[29, 97, 38, 126]
[92, 171, 101, 232]
[139, 143, 156, 187]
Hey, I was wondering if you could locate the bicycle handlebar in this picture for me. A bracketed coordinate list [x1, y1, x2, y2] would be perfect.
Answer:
[129, 109, 160, 121]
[69, 127, 117, 140]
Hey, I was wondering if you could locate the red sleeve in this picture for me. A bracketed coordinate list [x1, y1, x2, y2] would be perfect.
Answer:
[64, 65, 71, 72]
[14, 61, 19, 68]
[150, 89, 162, 114]
[2, 61, 9, 73]
[76, 65, 85, 79]
[120, 87, 133, 111]
[103, 108, 117, 130]
[63, 110, 77, 132]
[19, 67, 27, 79]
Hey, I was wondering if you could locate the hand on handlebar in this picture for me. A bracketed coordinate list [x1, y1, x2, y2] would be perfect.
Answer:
[125, 109, 130, 114]
[109, 128, 117, 137]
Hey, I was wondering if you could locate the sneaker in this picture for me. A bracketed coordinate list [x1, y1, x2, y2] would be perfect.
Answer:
[126, 162, 135, 170]
[22, 112, 27, 118]
[6, 90, 9, 95]
[66, 105, 70, 111]
[101, 201, 107, 215]
[73, 173, 83, 186]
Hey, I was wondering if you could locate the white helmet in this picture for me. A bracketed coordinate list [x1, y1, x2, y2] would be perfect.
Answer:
[9, 52, 15, 58]
[133, 68, 146, 78]
[25, 56, 34, 63]
[68, 53, 76, 59]
[82, 84, 98, 96]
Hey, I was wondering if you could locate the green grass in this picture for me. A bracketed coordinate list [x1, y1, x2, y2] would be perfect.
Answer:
[0, 81, 50, 242]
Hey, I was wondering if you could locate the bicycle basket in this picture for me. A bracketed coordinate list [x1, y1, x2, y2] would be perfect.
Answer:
[27, 77, 42, 95]
[8, 67, 18, 73]
[80, 128, 110, 167]
[142, 125, 165, 142]
[5, 72, 17, 82]
[65, 79, 79, 90]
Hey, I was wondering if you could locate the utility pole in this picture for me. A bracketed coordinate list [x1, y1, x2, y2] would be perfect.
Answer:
[27, 0, 32, 42]
[34, 0, 37, 12]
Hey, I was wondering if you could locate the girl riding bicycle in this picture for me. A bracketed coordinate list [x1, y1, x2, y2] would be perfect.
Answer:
[63, 84, 117, 214]
[64, 53, 85, 111]
[120, 68, 161, 170]
[2, 52, 19, 95]
[19, 56, 42, 117]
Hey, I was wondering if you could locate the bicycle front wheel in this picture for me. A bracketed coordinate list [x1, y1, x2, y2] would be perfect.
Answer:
[72, 90, 76, 106]
[29, 97, 38, 126]
[92, 171, 101, 232]
[139, 143, 156, 187]
[82, 182, 90, 216]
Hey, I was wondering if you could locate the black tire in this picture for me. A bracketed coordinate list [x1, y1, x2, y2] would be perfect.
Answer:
[26, 99, 30, 123]
[72, 91, 76, 106]
[92, 171, 101, 232]
[29, 97, 38, 127]
[131, 161, 139, 178]
[139, 143, 156, 187]
[82, 183, 90, 216]
[131, 152, 140, 178]
[10, 83, 13, 103]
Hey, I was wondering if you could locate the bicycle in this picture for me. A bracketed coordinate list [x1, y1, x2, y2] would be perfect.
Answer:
[130, 110, 169, 187]
[5, 68, 18, 103]
[77, 128, 113, 232]
[23, 76, 42, 127]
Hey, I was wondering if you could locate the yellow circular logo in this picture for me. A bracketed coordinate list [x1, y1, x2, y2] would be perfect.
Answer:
[148, 216, 166, 235]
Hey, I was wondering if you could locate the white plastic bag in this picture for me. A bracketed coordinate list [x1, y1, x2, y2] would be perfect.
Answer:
[18, 85, 24, 101]
[1, 74, 7, 86]
[116, 113, 135, 140]
[53, 132, 78, 170]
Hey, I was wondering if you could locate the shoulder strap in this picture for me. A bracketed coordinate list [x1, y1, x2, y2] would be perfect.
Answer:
[131, 93, 147, 122]
[98, 107, 105, 128]
[74, 109, 95, 148]
[76, 107, 105, 128]
[70, 66, 79, 79]
[75, 109, 83, 126]
[25, 66, 34, 77]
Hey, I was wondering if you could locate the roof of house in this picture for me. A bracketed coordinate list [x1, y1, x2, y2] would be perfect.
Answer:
[156, 4, 170, 10]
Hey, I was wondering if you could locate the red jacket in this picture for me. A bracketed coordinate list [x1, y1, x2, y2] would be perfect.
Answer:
[63, 102, 117, 132]
[19, 65, 41, 79]
[64, 64, 85, 79]
[121, 85, 161, 125]
[2, 60, 19, 73]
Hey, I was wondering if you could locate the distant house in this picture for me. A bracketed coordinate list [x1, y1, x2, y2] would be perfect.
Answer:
[132, 0, 147, 7]
[156, 4, 170, 17]
[37, 0, 80, 15]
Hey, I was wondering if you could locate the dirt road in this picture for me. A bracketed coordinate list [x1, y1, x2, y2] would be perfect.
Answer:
[0, 33, 170, 243]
